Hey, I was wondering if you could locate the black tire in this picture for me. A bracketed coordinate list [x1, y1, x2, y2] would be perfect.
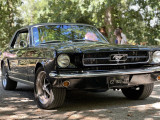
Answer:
[34, 67, 66, 109]
[121, 83, 154, 100]
[1, 64, 17, 90]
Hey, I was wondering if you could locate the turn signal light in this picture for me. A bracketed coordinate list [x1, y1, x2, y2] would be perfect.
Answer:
[63, 81, 70, 87]
[157, 76, 160, 80]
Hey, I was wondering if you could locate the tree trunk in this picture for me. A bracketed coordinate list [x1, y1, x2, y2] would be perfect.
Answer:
[105, 7, 114, 44]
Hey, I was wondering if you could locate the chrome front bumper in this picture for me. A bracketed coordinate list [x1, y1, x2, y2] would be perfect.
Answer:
[49, 66, 160, 79]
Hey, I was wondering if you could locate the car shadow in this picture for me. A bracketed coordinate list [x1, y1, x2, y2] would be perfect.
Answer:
[61, 89, 160, 110]
[0, 82, 160, 119]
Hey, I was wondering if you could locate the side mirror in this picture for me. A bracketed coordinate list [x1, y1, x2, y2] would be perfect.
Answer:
[19, 40, 27, 48]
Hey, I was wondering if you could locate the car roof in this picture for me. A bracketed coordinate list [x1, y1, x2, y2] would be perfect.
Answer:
[21, 23, 93, 29]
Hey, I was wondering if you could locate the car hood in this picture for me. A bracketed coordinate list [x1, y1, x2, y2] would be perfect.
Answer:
[40, 42, 159, 53]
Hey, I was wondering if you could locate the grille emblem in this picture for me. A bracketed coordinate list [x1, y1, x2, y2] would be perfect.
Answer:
[110, 54, 128, 62]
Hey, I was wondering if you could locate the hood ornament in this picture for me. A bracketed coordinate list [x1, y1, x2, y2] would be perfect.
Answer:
[110, 54, 128, 62]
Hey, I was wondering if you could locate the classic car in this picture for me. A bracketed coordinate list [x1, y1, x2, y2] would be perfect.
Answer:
[1, 23, 160, 109]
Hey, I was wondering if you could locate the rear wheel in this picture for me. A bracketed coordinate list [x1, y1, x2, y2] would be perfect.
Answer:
[1, 64, 17, 90]
[121, 83, 154, 100]
[34, 67, 66, 109]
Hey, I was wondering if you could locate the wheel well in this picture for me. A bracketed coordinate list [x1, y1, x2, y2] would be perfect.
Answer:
[1, 60, 11, 71]
[35, 63, 43, 74]
[1, 60, 4, 71]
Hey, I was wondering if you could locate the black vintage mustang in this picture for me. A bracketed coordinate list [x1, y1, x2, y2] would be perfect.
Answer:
[1, 23, 160, 109]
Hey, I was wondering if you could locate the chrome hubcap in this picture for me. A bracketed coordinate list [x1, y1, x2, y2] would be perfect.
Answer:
[36, 71, 52, 104]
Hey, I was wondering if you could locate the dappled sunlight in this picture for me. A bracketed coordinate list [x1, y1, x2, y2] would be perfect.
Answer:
[0, 78, 160, 119]
[150, 83, 160, 98]
[0, 106, 17, 111]
[144, 118, 154, 120]
[0, 91, 159, 119]
[121, 83, 160, 119]
[7, 114, 29, 120]
[152, 103, 160, 109]
[67, 113, 84, 120]
[127, 103, 160, 119]
[128, 104, 155, 112]
[4, 97, 33, 103]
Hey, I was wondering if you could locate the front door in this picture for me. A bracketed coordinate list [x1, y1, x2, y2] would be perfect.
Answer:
[9, 29, 29, 81]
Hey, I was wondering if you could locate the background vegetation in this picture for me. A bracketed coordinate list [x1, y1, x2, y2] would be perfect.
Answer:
[0, 0, 159, 48]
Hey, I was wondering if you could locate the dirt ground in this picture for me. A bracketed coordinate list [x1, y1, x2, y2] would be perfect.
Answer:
[0, 76, 160, 120]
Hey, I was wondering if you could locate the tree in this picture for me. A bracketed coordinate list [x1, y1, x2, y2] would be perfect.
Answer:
[36, 0, 160, 45]
[1, 0, 159, 48]
[20, 0, 48, 25]
[0, 0, 22, 48]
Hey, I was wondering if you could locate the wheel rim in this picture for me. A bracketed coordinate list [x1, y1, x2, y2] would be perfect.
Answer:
[36, 71, 52, 105]
[2, 66, 7, 87]
[131, 86, 142, 91]
[2, 74, 7, 87]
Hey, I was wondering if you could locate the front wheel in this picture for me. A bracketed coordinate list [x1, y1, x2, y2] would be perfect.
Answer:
[34, 67, 66, 109]
[121, 83, 154, 100]
[1, 64, 17, 90]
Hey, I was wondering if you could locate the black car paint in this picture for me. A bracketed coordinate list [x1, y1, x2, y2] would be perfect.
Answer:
[1, 23, 160, 90]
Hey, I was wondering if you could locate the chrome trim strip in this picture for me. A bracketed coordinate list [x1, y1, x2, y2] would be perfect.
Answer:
[83, 57, 110, 60]
[83, 56, 148, 60]
[49, 66, 160, 79]
[9, 76, 34, 86]
[82, 62, 149, 66]
[127, 56, 148, 58]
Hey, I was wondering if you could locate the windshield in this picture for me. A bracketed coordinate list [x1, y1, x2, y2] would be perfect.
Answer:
[32, 25, 108, 46]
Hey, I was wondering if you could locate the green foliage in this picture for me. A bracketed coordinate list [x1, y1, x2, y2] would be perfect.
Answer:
[0, 0, 159, 48]
[0, 0, 22, 48]
[31, 0, 107, 27]
[20, 0, 48, 25]
[104, 0, 160, 44]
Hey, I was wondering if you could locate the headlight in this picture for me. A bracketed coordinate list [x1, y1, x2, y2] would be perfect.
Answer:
[152, 51, 160, 63]
[57, 54, 70, 68]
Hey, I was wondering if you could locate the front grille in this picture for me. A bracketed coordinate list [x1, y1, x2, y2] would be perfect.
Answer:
[83, 51, 149, 66]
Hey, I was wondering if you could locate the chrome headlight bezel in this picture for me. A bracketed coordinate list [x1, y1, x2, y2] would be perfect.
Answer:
[57, 54, 70, 68]
[152, 51, 160, 63]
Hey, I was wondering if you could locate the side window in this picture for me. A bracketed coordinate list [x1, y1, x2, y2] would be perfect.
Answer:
[32, 27, 40, 46]
[14, 31, 29, 49]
